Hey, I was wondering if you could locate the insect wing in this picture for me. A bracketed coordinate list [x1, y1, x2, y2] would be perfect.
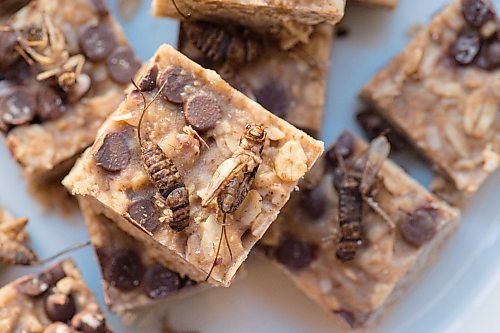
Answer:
[230, 166, 259, 212]
[201, 157, 245, 207]
[360, 136, 390, 194]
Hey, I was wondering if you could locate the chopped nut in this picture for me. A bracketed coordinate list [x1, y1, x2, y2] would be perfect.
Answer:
[266, 126, 285, 141]
[274, 141, 308, 182]
[444, 124, 470, 158]
[464, 89, 497, 137]
[233, 190, 262, 227]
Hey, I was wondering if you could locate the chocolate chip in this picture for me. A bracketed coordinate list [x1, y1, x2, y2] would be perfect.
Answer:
[71, 310, 107, 333]
[79, 22, 116, 62]
[127, 199, 160, 232]
[356, 108, 408, 151]
[325, 132, 355, 167]
[0, 29, 20, 69]
[399, 207, 438, 247]
[138, 64, 158, 92]
[300, 185, 326, 220]
[104, 249, 144, 291]
[452, 30, 481, 65]
[94, 131, 131, 172]
[462, 0, 494, 29]
[44, 292, 77, 323]
[91, 0, 109, 16]
[143, 264, 181, 299]
[333, 309, 356, 328]
[184, 94, 222, 131]
[485, 40, 500, 69]
[37, 88, 67, 121]
[40, 265, 67, 286]
[106, 46, 141, 84]
[158, 66, 193, 104]
[254, 81, 288, 118]
[1, 87, 37, 126]
[16, 276, 50, 297]
[275, 238, 313, 270]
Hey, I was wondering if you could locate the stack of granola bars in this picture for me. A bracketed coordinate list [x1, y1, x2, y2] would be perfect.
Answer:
[0, 0, 498, 331]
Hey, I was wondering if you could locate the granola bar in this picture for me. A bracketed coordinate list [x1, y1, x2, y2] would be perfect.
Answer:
[63, 44, 324, 287]
[1, 0, 140, 182]
[79, 197, 208, 314]
[152, 0, 344, 49]
[0, 259, 112, 332]
[0, 206, 36, 266]
[260, 131, 460, 331]
[361, 0, 500, 196]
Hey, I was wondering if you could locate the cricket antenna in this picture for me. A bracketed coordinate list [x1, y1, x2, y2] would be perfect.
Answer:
[132, 77, 169, 147]
[205, 212, 233, 281]
[32, 240, 91, 265]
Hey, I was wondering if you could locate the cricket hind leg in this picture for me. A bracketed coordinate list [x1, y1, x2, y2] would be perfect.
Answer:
[363, 195, 395, 230]
[205, 212, 233, 281]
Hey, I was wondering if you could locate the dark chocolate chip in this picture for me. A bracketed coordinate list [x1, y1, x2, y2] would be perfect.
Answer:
[106, 46, 141, 84]
[254, 81, 289, 118]
[1, 87, 37, 126]
[71, 310, 107, 333]
[300, 185, 326, 220]
[37, 88, 67, 121]
[462, 0, 494, 29]
[275, 238, 313, 270]
[44, 292, 77, 323]
[485, 40, 500, 69]
[0, 29, 20, 69]
[0, 58, 36, 83]
[79, 22, 116, 62]
[138, 64, 159, 92]
[158, 66, 193, 104]
[91, 0, 110, 16]
[104, 249, 144, 291]
[16, 276, 50, 297]
[452, 30, 481, 65]
[143, 264, 181, 299]
[399, 207, 438, 247]
[333, 309, 356, 328]
[325, 132, 355, 167]
[94, 131, 131, 172]
[356, 109, 408, 151]
[184, 94, 222, 131]
[127, 199, 160, 232]
[39, 264, 67, 287]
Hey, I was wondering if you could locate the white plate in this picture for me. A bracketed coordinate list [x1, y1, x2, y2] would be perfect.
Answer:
[1, 0, 500, 332]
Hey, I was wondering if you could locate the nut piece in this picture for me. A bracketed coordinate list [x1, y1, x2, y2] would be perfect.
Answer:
[463, 88, 497, 137]
[274, 141, 308, 182]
